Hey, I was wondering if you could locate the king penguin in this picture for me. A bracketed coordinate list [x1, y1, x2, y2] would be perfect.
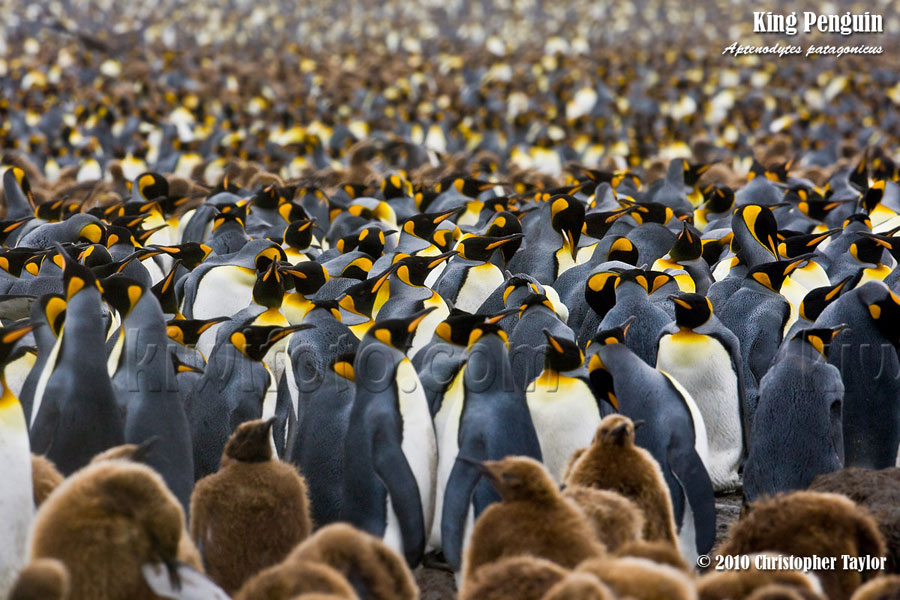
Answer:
[435, 317, 542, 570]
[434, 233, 523, 312]
[29, 246, 124, 475]
[743, 325, 846, 502]
[0, 321, 37, 599]
[656, 292, 746, 492]
[340, 308, 438, 567]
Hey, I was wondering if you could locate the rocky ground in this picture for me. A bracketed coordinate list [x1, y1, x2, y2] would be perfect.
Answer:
[413, 492, 744, 599]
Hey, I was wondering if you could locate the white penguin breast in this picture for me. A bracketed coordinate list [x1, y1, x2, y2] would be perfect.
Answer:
[396, 359, 437, 532]
[454, 263, 504, 313]
[192, 266, 255, 320]
[430, 367, 467, 548]
[0, 403, 34, 595]
[527, 373, 601, 482]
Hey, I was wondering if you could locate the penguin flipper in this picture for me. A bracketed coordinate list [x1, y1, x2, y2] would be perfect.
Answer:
[142, 562, 229, 600]
[373, 424, 426, 567]
[441, 451, 486, 571]
[668, 444, 716, 554]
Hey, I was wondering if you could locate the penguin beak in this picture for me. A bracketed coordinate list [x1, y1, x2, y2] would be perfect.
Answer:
[263, 416, 277, 432]
[457, 455, 497, 481]
[485, 307, 519, 324]
[406, 306, 437, 333]
[633, 419, 645, 430]
[609, 422, 631, 445]
[132, 436, 160, 462]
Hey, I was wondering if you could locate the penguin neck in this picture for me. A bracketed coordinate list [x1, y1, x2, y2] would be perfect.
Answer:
[254, 306, 289, 327]
[0, 373, 16, 412]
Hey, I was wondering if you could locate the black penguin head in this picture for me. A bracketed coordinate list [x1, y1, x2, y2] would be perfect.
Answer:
[435, 176, 496, 198]
[861, 180, 886, 214]
[777, 229, 840, 259]
[431, 226, 461, 253]
[484, 211, 523, 262]
[594, 414, 643, 448]
[583, 207, 638, 239]
[104, 225, 136, 250]
[702, 185, 735, 215]
[589, 317, 634, 347]
[860, 283, 900, 347]
[854, 232, 900, 264]
[400, 208, 460, 240]
[306, 299, 344, 322]
[732, 204, 779, 258]
[618, 269, 675, 296]
[455, 233, 523, 262]
[543, 330, 583, 372]
[252, 258, 285, 309]
[517, 293, 555, 319]
[0, 247, 45, 277]
[337, 263, 397, 316]
[99, 275, 146, 317]
[746, 258, 805, 293]
[380, 172, 413, 200]
[793, 325, 848, 359]
[230, 324, 314, 361]
[338, 256, 374, 280]
[0, 320, 33, 369]
[435, 308, 514, 346]
[166, 316, 230, 347]
[279, 261, 329, 295]
[144, 243, 213, 270]
[798, 273, 859, 322]
[211, 211, 245, 233]
[224, 417, 276, 463]
[39, 294, 67, 337]
[336, 226, 389, 257]
[55, 242, 100, 300]
[585, 320, 633, 412]
[283, 218, 316, 251]
[669, 222, 702, 262]
[607, 237, 638, 265]
[624, 201, 674, 226]
[670, 293, 713, 329]
[367, 307, 436, 353]
[394, 251, 456, 287]
[133, 172, 169, 202]
[466, 320, 509, 350]
[502, 275, 542, 308]
[550, 194, 585, 256]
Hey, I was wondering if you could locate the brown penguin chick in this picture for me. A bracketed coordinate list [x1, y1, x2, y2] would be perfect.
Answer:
[232, 559, 356, 600]
[31, 454, 64, 507]
[28, 460, 186, 600]
[718, 491, 885, 600]
[696, 558, 824, 600]
[810, 467, 900, 573]
[189, 418, 311, 593]
[459, 556, 568, 600]
[616, 540, 691, 573]
[541, 572, 616, 600]
[8, 558, 70, 600]
[577, 556, 697, 600]
[850, 575, 900, 599]
[562, 485, 645, 552]
[286, 523, 418, 600]
[461, 456, 604, 586]
[566, 415, 678, 546]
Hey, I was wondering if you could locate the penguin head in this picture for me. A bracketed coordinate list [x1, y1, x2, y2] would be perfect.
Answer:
[171, 353, 204, 376]
[380, 172, 413, 200]
[777, 229, 839, 259]
[99, 275, 146, 317]
[793, 325, 848, 359]
[594, 414, 643, 448]
[0, 319, 34, 369]
[518, 293, 555, 319]
[543, 330, 583, 372]
[435, 308, 513, 346]
[624, 201, 675, 226]
[732, 204, 779, 258]
[589, 317, 634, 348]
[306, 299, 344, 322]
[669, 293, 713, 330]
[859, 282, 900, 346]
[78, 244, 113, 270]
[252, 257, 285, 309]
[40, 294, 67, 337]
[230, 324, 314, 361]
[0, 216, 32, 245]
[854, 232, 900, 264]
[0, 247, 44, 278]
[55, 243, 100, 300]
[435, 176, 496, 199]
[166, 317, 230, 347]
[280, 262, 329, 295]
[669, 222, 702, 262]
[224, 417, 277, 463]
[607, 237, 638, 265]
[338, 256, 374, 280]
[463, 455, 557, 502]
[746, 258, 805, 293]
[337, 226, 389, 257]
[550, 194, 585, 257]
[701, 185, 735, 215]
[618, 269, 675, 296]
[337, 263, 397, 316]
[211, 211, 245, 234]
[133, 172, 170, 203]
[366, 307, 436, 353]
[400, 208, 460, 240]
[283, 218, 316, 251]
[432, 225, 462, 253]
[144, 243, 212, 270]
[799, 274, 859, 322]
[583, 207, 637, 239]
[585, 319, 634, 411]
[502, 275, 542, 309]
[394, 251, 456, 287]
[483, 211, 523, 262]
[466, 318, 509, 351]
[455, 233, 523, 262]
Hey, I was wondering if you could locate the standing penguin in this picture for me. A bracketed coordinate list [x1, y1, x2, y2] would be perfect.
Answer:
[30, 247, 124, 475]
[0, 321, 37, 599]
[101, 275, 195, 513]
[340, 308, 438, 567]
[814, 281, 900, 468]
[190, 418, 312, 594]
[656, 293, 746, 492]
[526, 330, 604, 481]
[436, 317, 542, 571]
[743, 326, 846, 502]
[434, 233, 523, 312]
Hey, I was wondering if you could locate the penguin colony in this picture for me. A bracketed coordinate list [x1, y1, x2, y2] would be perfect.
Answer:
[3, 0, 900, 598]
